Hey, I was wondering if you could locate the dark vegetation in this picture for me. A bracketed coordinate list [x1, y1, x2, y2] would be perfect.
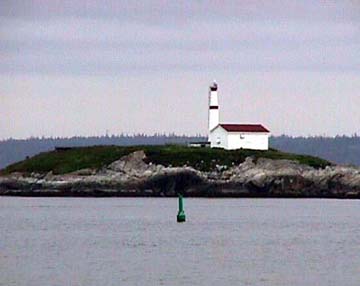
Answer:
[1, 144, 331, 175]
[1, 134, 359, 171]
[0, 134, 204, 169]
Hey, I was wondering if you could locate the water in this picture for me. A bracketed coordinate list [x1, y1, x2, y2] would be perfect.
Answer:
[1, 197, 360, 286]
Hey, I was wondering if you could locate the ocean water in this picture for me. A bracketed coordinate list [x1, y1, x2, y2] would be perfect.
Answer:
[1, 197, 360, 286]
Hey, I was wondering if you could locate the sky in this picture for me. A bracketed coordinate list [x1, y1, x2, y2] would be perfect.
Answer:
[1, 0, 360, 139]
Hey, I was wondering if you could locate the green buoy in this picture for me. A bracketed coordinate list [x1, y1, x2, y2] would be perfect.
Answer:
[177, 194, 186, 223]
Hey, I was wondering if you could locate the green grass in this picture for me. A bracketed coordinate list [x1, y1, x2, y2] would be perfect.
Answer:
[0, 145, 332, 175]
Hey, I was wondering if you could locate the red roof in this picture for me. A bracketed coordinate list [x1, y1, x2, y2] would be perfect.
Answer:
[220, 124, 270, 133]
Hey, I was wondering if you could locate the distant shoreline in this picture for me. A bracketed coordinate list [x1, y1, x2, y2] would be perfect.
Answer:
[2, 135, 360, 170]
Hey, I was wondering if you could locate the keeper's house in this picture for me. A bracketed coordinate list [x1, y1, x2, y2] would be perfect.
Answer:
[209, 123, 269, 150]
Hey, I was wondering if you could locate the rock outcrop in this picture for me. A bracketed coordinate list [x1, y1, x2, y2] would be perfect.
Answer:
[1, 151, 360, 198]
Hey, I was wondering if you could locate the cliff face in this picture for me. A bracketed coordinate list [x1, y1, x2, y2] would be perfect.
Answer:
[1, 150, 360, 198]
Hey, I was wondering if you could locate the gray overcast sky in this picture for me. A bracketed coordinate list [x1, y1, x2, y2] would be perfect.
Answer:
[1, 1, 360, 139]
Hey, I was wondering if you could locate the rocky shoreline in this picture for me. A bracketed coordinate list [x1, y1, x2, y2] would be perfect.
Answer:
[1, 150, 360, 198]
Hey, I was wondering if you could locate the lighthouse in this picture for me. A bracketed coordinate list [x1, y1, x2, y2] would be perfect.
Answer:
[190, 81, 270, 150]
[208, 81, 220, 132]
[208, 81, 270, 150]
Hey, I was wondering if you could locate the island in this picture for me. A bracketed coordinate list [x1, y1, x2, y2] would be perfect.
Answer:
[0, 145, 359, 198]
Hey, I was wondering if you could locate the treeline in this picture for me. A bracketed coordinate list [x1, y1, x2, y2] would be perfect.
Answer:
[1, 134, 360, 169]
[0, 134, 207, 169]
[270, 135, 360, 167]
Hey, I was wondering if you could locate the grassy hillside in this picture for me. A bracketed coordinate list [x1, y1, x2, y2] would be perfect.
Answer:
[0, 145, 331, 175]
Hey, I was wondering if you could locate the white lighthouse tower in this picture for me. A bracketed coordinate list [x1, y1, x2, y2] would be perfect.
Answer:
[208, 81, 219, 133]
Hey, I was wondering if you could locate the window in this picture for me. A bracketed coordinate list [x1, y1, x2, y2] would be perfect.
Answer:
[216, 137, 221, 145]
[240, 134, 245, 139]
